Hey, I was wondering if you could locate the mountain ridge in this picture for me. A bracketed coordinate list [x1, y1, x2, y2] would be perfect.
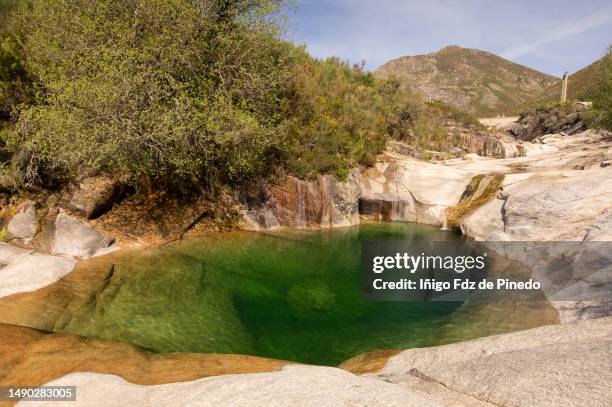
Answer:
[375, 45, 559, 116]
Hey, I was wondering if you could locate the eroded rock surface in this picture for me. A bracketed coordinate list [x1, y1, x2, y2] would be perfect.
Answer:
[7, 317, 610, 407]
[30, 366, 440, 407]
[241, 171, 360, 230]
[0, 323, 287, 406]
[460, 170, 612, 241]
[359, 153, 475, 226]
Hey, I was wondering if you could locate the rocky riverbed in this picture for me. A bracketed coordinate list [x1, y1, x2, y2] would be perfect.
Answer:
[0, 128, 610, 406]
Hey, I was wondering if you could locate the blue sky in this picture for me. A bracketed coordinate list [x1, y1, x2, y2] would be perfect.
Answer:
[287, 0, 612, 76]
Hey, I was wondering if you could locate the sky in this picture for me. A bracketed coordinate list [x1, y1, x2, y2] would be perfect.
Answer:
[287, 0, 612, 77]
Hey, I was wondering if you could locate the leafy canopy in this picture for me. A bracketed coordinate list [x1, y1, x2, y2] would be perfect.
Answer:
[0, 0, 459, 192]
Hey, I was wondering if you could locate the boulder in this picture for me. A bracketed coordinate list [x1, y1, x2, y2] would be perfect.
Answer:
[7, 201, 38, 239]
[52, 213, 116, 258]
[0, 242, 31, 264]
[70, 176, 125, 219]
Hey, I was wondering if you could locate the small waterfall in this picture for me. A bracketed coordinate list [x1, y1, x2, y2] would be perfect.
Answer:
[441, 217, 449, 231]
[296, 182, 307, 229]
[391, 201, 402, 221]
[320, 176, 332, 227]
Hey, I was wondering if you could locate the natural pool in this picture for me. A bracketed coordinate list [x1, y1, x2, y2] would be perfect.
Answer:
[53, 222, 557, 366]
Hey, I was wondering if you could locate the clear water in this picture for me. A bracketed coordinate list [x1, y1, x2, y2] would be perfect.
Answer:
[60, 222, 555, 366]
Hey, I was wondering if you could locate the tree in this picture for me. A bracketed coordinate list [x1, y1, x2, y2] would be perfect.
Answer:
[13, 0, 291, 190]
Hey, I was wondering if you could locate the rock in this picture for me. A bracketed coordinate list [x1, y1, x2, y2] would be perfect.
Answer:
[372, 316, 612, 407]
[0, 245, 75, 298]
[455, 149, 612, 322]
[364, 130, 612, 322]
[33, 365, 438, 407]
[0, 323, 287, 389]
[52, 213, 116, 258]
[241, 171, 360, 230]
[70, 176, 126, 219]
[461, 170, 612, 241]
[359, 153, 475, 226]
[7, 318, 611, 407]
[508, 103, 588, 141]
[0, 242, 31, 264]
[7, 201, 38, 239]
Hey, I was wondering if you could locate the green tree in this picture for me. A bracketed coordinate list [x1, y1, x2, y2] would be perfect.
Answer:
[14, 0, 290, 190]
[2, 0, 471, 193]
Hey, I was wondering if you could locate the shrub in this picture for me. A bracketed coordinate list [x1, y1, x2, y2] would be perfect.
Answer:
[12, 0, 290, 191]
[591, 45, 612, 130]
[1, 0, 481, 194]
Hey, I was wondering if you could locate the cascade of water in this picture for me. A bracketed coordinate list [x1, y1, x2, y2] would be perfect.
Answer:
[441, 217, 449, 231]
[296, 182, 306, 228]
[321, 176, 332, 227]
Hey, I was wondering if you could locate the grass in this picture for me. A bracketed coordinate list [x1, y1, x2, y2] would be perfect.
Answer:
[446, 174, 504, 227]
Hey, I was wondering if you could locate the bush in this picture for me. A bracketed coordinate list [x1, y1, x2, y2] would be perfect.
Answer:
[281, 56, 422, 178]
[591, 45, 612, 130]
[11, 0, 291, 191]
[1, 0, 479, 194]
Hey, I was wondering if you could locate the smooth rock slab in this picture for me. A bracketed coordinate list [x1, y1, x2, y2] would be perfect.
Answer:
[375, 317, 612, 407]
[0, 248, 75, 299]
[461, 170, 612, 241]
[22, 365, 438, 407]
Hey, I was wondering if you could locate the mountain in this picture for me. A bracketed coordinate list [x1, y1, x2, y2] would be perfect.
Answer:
[536, 57, 605, 104]
[375, 45, 558, 116]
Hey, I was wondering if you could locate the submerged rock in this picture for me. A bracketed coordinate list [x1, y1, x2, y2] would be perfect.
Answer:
[0, 323, 287, 388]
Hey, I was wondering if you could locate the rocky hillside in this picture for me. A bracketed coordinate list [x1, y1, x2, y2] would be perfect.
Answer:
[376, 45, 558, 116]
[536, 57, 605, 103]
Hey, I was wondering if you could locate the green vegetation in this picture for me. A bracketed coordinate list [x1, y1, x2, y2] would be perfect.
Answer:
[376, 45, 558, 117]
[446, 174, 504, 227]
[590, 46, 612, 130]
[536, 54, 606, 105]
[533, 45, 611, 132]
[0, 0, 479, 194]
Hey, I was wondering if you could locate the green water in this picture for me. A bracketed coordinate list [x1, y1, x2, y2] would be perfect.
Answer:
[63, 222, 470, 366]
